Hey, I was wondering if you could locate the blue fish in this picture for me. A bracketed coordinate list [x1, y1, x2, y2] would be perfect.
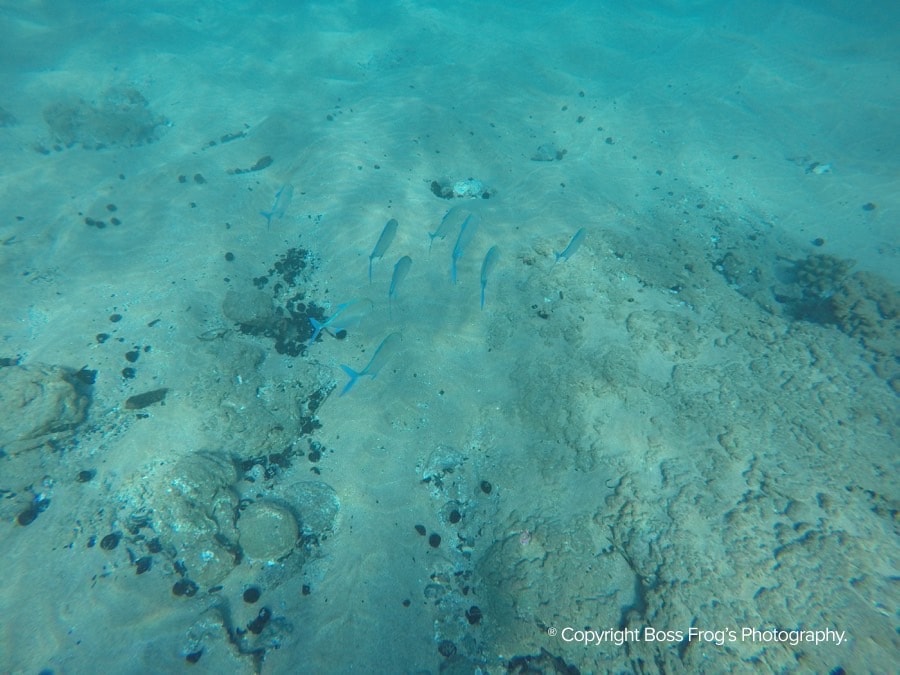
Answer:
[429, 205, 470, 250]
[308, 299, 373, 345]
[555, 227, 586, 262]
[389, 256, 412, 311]
[369, 218, 398, 282]
[480, 246, 500, 310]
[260, 184, 293, 228]
[340, 332, 402, 396]
[451, 213, 480, 284]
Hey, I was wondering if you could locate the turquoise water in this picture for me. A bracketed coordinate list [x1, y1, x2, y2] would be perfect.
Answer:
[1, 1, 897, 673]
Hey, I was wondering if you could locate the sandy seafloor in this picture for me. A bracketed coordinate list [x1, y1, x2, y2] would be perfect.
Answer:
[0, 1, 897, 673]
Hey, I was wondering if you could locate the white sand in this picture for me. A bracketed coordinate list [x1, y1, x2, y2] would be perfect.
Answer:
[1, 1, 897, 673]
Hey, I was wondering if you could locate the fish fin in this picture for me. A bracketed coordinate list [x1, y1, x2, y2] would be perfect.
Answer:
[308, 318, 324, 345]
[339, 365, 362, 396]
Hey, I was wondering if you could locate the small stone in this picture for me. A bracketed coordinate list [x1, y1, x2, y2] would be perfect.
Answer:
[100, 532, 121, 550]
[247, 607, 271, 634]
[16, 506, 39, 526]
[76, 469, 96, 483]
[172, 579, 199, 597]
[124, 388, 168, 409]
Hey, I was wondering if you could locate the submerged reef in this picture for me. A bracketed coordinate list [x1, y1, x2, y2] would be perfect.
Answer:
[793, 253, 855, 298]
[41, 85, 168, 151]
[0, 363, 93, 456]
[782, 254, 899, 389]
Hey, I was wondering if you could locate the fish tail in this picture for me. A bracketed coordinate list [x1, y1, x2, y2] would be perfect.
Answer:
[260, 210, 273, 228]
[480, 285, 486, 310]
[308, 318, 324, 345]
[339, 365, 362, 396]
[368, 258, 373, 283]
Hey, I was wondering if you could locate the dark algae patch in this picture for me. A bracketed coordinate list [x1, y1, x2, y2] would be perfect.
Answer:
[240, 246, 327, 357]
[251, 156, 273, 171]
[42, 86, 168, 150]
[228, 155, 273, 175]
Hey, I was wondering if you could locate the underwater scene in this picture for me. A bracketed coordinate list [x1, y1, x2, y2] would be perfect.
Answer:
[0, 1, 897, 673]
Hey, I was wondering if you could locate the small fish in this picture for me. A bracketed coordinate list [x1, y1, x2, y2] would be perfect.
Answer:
[389, 256, 412, 310]
[340, 332, 402, 396]
[260, 184, 293, 228]
[429, 205, 470, 250]
[451, 213, 480, 284]
[308, 299, 374, 345]
[480, 246, 500, 310]
[554, 227, 586, 263]
[369, 218, 399, 282]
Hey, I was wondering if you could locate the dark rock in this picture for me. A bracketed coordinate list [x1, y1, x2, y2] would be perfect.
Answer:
[100, 532, 121, 550]
[125, 388, 168, 409]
